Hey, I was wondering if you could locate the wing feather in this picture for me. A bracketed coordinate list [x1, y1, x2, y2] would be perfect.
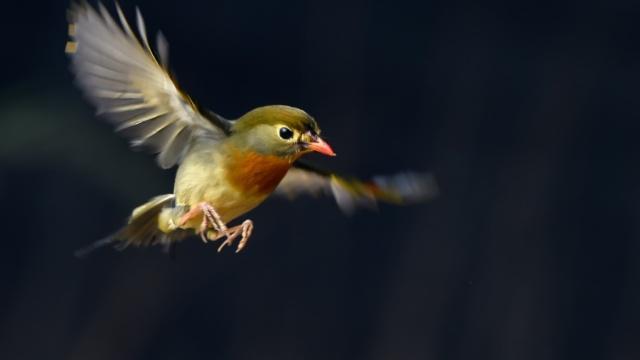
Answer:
[156, 31, 170, 68]
[66, 2, 228, 169]
[276, 162, 438, 214]
[157, 125, 192, 169]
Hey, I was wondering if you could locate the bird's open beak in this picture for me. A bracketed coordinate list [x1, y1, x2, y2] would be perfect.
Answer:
[304, 135, 336, 156]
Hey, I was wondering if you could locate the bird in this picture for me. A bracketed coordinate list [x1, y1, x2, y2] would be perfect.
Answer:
[66, 2, 437, 256]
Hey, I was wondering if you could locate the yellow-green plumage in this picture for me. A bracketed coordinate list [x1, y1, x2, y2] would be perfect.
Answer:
[68, 3, 436, 255]
[171, 106, 314, 229]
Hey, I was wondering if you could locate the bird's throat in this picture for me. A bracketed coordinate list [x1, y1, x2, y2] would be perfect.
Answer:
[225, 147, 293, 196]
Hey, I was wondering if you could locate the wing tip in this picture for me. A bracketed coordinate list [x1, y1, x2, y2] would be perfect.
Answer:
[372, 172, 440, 204]
[65, 41, 78, 54]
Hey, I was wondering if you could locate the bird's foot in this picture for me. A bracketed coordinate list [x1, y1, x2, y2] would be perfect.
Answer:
[178, 202, 227, 242]
[210, 219, 254, 253]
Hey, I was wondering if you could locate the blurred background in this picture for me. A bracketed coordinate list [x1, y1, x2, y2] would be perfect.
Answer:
[1, 0, 639, 359]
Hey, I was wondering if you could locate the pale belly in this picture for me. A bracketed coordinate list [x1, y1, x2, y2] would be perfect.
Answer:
[171, 149, 273, 229]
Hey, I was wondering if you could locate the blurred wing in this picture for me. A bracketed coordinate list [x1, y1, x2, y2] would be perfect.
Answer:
[66, 3, 230, 169]
[275, 162, 438, 214]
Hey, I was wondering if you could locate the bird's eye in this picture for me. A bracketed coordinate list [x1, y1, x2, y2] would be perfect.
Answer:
[279, 127, 294, 140]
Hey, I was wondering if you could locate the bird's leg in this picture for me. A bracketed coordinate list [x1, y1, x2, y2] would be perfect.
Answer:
[201, 204, 227, 233]
[178, 202, 227, 242]
[178, 204, 253, 252]
[213, 219, 254, 253]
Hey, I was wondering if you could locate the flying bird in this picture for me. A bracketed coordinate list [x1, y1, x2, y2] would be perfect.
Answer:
[66, 2, 437, 255]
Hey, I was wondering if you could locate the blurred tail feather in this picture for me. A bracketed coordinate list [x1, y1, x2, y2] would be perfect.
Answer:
[74, 194, 187, 258]
[74, 233, 119, 258]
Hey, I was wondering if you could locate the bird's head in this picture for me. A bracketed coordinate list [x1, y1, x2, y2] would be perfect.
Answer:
[230, 105, 335, 160]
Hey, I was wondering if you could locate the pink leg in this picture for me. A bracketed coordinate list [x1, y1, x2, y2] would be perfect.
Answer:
[178, 202, 254, 253]
[178, 202, 227, 242]
[215, 219, 254, 253]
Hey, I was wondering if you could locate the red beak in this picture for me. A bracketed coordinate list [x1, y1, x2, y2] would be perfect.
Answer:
[305, 136, 336, 156]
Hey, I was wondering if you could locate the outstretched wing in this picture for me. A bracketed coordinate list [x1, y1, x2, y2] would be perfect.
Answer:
[275, 161, 438, 214]
[66, 2, 230, 169]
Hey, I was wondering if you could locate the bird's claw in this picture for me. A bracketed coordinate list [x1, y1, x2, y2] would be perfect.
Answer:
[216, 219, 254, 253]
[177, 202, 253, 253]
[178, 202, 227, 243]
[199, 204, 227, 242]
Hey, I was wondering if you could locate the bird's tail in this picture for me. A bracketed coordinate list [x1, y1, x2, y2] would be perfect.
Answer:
[75, 194, 188, 258]
[74, 234, 119, 258]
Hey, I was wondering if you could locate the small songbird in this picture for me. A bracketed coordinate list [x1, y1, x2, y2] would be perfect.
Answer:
[67, 2, 437, 255]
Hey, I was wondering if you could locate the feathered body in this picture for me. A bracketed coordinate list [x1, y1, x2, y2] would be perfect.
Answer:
[172, 106, 311, 230]
[67, 3, 437, 255]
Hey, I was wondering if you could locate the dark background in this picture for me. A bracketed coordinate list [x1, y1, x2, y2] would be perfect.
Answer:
[1, 0, 639, 359]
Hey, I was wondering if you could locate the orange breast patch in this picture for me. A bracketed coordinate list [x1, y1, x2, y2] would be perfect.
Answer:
[226, 148, 292, 196]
